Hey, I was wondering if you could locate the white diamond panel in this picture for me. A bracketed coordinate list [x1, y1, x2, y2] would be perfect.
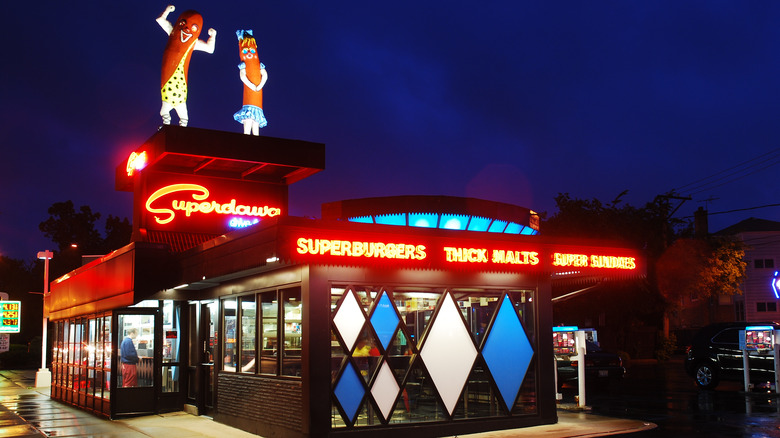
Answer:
[371, 361, 400, 420]
[333, 289, 365, 351]
[419, 292, 478, 415]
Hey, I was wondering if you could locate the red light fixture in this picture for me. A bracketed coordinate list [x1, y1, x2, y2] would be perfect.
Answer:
[126, 151, 148, 176]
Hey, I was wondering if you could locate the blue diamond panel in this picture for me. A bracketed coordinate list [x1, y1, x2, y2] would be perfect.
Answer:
[334, 361, 365, 423]
[482, 295, 534, 412]
[370, 292, 400, 350]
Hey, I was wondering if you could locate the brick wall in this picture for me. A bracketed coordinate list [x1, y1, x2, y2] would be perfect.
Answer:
[217, 373, 303, 433]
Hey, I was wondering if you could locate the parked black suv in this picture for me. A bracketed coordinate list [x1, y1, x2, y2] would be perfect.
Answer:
[684, 322, 780, 390]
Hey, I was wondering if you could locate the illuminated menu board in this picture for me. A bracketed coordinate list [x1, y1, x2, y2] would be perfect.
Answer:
[743, 326, 775, 351]
[0, 301, 20, 333]
[552, 326, 578, 355]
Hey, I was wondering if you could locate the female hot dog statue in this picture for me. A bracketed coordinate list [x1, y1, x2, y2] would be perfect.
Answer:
[156, 5, 216, 127]
[233, 30, 268, 135]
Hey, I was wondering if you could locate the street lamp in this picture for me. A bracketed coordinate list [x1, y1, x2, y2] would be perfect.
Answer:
[35, 250, 53, 388]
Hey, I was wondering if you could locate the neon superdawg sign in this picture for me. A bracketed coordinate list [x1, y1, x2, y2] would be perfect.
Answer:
[145, 183, 281, 225]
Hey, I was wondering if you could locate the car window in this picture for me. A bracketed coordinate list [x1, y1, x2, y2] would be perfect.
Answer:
[586, 341, 601, 353]
[711, 328, 739, 344]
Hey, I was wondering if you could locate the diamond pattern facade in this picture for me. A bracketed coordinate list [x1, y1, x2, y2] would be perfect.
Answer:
[332, 287, 536, 426]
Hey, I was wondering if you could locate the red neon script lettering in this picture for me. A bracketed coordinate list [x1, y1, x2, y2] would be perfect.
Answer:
[146, 183, 281, 225]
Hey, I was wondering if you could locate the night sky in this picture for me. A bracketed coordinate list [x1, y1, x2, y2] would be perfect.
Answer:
[2, 2, 779, 260]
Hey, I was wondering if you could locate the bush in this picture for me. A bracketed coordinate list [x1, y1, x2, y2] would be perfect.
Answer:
[616, 350, 631, 366]
[0, 344, 40, 369]
[655, 333, 677, 361]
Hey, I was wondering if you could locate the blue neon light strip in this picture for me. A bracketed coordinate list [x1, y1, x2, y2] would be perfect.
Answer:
[467, 216, 491, 232]
[349, 216, 374, 224]
[375, 213, 406, 226]
[409, 213, 438, 228]
[504, 222, 522, 234]
[520, 226, 537, 235]
[347, 213, 538, 235]
[772, 271, 779, 299]
[488, 220, 508, 233]
[553, 326, 579, 332]
[746, 326, 775, 331]
[440, 214, 469, 230]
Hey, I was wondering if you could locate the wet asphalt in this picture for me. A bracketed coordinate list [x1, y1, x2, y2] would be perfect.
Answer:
[3, 357, 777, 438]
[559, 356, 780, 438]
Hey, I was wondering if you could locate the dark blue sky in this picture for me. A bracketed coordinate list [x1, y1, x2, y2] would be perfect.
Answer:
[2, 2, 779, 260]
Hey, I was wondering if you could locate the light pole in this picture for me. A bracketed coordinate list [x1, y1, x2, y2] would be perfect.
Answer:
[35, 250, 53, 388]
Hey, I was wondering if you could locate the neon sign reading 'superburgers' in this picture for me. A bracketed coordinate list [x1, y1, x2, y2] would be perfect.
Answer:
[146, 183, 282, 225]
[293, 235, 637, 271]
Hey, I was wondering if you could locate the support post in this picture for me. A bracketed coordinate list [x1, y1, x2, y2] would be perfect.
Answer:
[576, 330, 586, 408]
[35, 250, 52, 388]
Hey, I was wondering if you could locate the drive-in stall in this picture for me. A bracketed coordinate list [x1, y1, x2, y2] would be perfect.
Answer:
[44, 126, 644, 438]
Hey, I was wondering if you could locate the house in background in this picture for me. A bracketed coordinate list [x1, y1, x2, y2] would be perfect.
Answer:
[717, 217, 780, 322]
[672, 216, 780, 347]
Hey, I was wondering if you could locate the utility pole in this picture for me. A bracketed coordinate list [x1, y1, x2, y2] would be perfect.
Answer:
[654, 194, 692, 338]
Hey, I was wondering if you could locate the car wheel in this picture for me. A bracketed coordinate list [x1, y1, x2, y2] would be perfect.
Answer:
[694, 363, 719, 390]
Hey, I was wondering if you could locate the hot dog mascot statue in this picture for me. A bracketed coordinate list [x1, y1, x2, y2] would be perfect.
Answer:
[233, 30, 268, 135]
[156, 5, 216, 127]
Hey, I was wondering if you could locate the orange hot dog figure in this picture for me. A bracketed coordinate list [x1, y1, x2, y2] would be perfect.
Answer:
[156, 5, 216, 127]
[233, 30, 268, 136]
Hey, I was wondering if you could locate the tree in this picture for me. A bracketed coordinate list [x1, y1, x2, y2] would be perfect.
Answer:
[0, 255, 43, 346]
[104, 215, 132, 253]
[38, 201, 132, 276]
[544, 191, 673, 358]
[544, 191, 682, 261]
[656, 236, 746, 321]
[39, 201, 103, 253]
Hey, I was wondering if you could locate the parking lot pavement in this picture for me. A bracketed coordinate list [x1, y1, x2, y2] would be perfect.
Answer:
[0, 369, 654, 438]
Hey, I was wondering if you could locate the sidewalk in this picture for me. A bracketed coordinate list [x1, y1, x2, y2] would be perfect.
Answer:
[0, 370, 654, 438]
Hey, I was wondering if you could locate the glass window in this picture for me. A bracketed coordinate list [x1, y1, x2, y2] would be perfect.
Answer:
[712, 328, 739, 344]
[162, 300, 180, 392]
[206, 301, 218, 364]
[93, 317, 104, 399]
[49, 313, 113, 408]
[74, 320, 85, 392]
[102, 316, 111, 400]
[85, 318, 96, 396]
[282, 288, 302, 377]
[260, 292, 278, 375]
[758, 302, 768, 312]
[223, 298, 238, 371]
[117, 314, 154, 388]
[240, 296, 257, 373]
[768, 302, 778, 312]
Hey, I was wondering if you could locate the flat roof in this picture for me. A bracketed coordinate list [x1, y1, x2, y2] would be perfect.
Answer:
[116, 125, 325, 191]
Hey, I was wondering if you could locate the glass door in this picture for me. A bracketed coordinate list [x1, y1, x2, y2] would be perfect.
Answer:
[187, 300, 218, 414]
[112, 308, 159, 417]
[203, 301, 218, 412]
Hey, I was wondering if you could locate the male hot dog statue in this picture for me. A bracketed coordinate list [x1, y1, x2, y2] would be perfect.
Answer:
[156, 5, 216, 127]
